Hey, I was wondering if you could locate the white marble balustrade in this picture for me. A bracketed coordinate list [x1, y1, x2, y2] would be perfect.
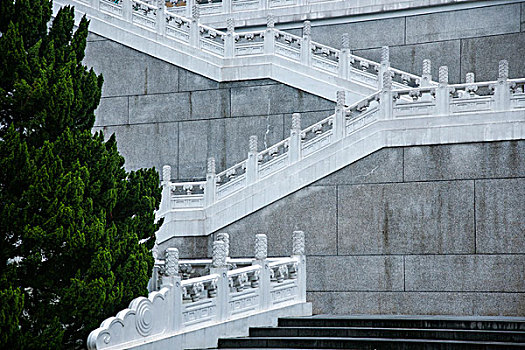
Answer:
[156, 62, 525, 239]
[56, 0, 429, 102]
[87, 232, 309, 349]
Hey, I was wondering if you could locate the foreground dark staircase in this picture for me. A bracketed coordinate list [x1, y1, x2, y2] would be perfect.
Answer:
[218, 315, 525, 349]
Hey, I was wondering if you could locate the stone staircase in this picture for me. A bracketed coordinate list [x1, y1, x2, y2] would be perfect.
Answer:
[218, 315, 525, 349]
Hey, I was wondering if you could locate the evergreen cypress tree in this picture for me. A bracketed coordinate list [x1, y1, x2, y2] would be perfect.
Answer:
[0, 1, 162, 348]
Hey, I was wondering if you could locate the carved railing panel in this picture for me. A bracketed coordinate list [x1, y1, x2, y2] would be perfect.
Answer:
[88, 234, 307, 349]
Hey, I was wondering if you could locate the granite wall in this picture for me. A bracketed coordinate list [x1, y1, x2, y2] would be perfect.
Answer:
[85, 2, 525, 179]
[204, 140, 523, 316]
[85, 34, 334, 179]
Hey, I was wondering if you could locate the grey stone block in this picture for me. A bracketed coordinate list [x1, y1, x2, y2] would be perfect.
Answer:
[177, 118, 227, 180]
[476, 178, 525, 254]
[223, 185, 338, 257]
[307, 256, 404, 292]
[308, 17, 405, 50]
[84, 39, 148, 97]
[231, 84, 333, 117]
[307, 291, 525, 316]
[178, 68, 219, 91]
[224, 115, 284, 169]
[190, 89, 230, 120]
[406, 4, 521, 44]
[94, 96, 128, 126]
[354, 40, 461, 84]
[460, 32, 525, 82]
[98, 122, 178, 175]
[144, 58, 179, 95]
[404, 141, 525, 182]
[128, 92, 190, 124]
[337, 181, 475, 254]
[405, 255, 525, 292]
[313, 148, 403, 186]
[157, 235, 210, 258]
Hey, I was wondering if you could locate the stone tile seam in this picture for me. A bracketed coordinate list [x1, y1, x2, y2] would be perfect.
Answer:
[94, 111, 332, 128]
[324, 176, 525, 188]
[99, 84, 283, 99]
[305, 253, 525, 257]
[307, 290, 525, 293]
[307, 290, 525, 294]
[406, 28, 524, 47]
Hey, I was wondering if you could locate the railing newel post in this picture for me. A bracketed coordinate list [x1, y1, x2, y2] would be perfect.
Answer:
[91, 0, 100, 11]
[338, 33, 350, 80]
[163, 248, 182, 333]
[264, 15, 275, 55]
[205, 157, 217, 206]
[190, 5, 200, 48]
[300, 21, 311, 67]
[186, 0, 194, 17]
[289, 113, 302, 163]
[334, 91, 345, 140]
[379, 71, 393, 120]
[159, 165, 172, 214]
[246, 135, 258, 184]
[210, 240, 229, 322]
[156, 0, 166, 36]
[225, 18, 235, 58]
[436, 66, 450, 115]
[494, 59, 510, 111]
[292, 231, 306, 303]
[253, 234, 270, 310]
[123, 0, 133, 22]
[378, 46, 390, 90]
[223, 0, 232, 15]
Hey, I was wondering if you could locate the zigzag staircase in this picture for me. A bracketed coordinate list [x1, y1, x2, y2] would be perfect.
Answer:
[55, 0, 525, 242]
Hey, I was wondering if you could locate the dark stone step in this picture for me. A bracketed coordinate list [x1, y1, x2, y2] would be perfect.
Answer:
[218, 336, 525, 349]
[249, 326, 525, 343]
[278, 316, 525, 331]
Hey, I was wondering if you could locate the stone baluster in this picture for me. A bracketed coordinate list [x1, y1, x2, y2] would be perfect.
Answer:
[164, 247, 182, 332]
[156, 0, 166, 35]
[338, 33, 350, 80]
[494, 60, 510, 111]
[292, 230, 305, 256]
[264, 15, 276, 55]
[190, 5, 200, 48]
[334, 91, 346, 140]
[216, 232, 230, 258]
[465, 72, 478, 97]
[159, 165, 172, 214]
[289, 113, 302, 163]
[246, 135, 258, 184]
[436, 66, 450, 115]
[225, 18, 235, 58]
[378, 46, 390, 90]
[253, 234, 270, 308]
[123, 0, 133, 22]
[205, 157, 216, 206]
[211, 240, 229, 321]
[379, 71, 393, 120]
[300, 21, 312, 66]
[292, 231, 306, 302]
[421, 59, 432, 87]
